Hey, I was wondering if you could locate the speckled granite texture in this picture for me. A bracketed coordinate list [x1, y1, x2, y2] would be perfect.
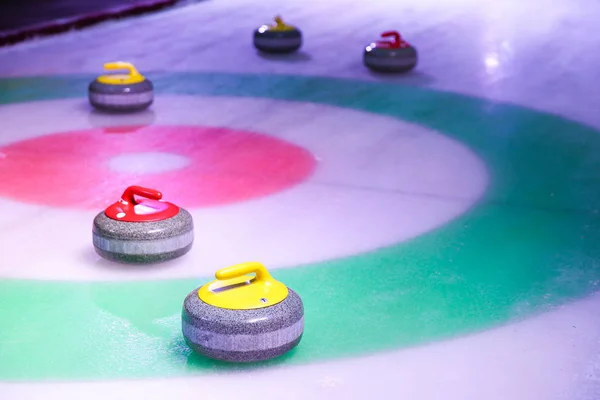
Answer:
[94, 242, 192, 263]
[363, 46, 417, 73]
[253, 29, 302, 53]
[92, 208, 194, 263]
[186, 336, 303, 363]
[88, 78, 154, 111]
[182, 288, 304, 362]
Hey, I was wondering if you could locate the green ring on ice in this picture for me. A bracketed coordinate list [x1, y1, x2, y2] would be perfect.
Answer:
[0, 72, 600, 380]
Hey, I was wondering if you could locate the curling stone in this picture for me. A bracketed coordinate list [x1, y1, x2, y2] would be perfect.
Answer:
[253, 15, 302, 53]
[363, 30, 418, 73]
[182, 262, 304, 362]
[92, 185, 194, 264]
[88, 62, 154, 112]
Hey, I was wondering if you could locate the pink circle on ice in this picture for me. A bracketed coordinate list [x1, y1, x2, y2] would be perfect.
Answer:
[0, 125, 317, 208]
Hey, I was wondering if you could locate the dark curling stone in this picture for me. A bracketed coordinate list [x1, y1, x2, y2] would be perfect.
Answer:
[182, 262, 304, 363]
[88, 62, 154, 112]
[364, 30, 418, 73]
[253, 16, 302, 53]
[93, 185, 194, 264]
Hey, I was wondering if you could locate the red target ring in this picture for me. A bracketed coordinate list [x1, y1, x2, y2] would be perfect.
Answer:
[0, 125, 317, 209]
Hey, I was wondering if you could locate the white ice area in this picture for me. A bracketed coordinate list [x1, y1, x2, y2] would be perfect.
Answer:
[1, 0, 600, 398]
[2, 291, 599, 400]
[0, 0, 598, 129]
[107, 152, 191, 174]
[0, 96, 488, 281]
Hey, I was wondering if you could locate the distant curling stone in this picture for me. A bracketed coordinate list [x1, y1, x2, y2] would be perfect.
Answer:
[183, 262, 304, 362]
[93, 185, 194, 264]
[253, 15, 302, 53]
[364, 30, 417, 73]
[88, 61, 154, 112]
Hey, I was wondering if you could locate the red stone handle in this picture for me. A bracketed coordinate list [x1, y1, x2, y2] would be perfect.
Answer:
[121, 185, 162, 205]
[376, 30, 405, 49]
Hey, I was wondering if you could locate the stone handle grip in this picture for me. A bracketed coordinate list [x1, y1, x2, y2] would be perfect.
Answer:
[121, 186, 162, 204]
[103, 61, 141, 77]
[378, 30, 402, 48]
[216, 262, 273, 283]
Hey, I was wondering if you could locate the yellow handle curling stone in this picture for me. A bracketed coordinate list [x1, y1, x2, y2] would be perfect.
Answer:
[88, 61, 154, 113]
[253, 15, 303, 54]
[182, 262, 304, 362]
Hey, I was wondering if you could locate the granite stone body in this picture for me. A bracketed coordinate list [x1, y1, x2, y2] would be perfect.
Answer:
[88, 79, 154, 112]
[92, 208, 194, 263]
[253, 29, 302, 53]
[182, 288, 304, 362]
[363, 45, 418, 73]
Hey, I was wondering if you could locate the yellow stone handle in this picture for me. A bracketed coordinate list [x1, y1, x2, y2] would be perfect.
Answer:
[215, 261, 273, 283]
[199, 262, 289, 309]
[103, 62, 142, 78]
[97, 61, 145, 85]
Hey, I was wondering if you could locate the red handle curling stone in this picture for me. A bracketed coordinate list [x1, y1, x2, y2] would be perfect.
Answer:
[104, 185, 180, 222]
